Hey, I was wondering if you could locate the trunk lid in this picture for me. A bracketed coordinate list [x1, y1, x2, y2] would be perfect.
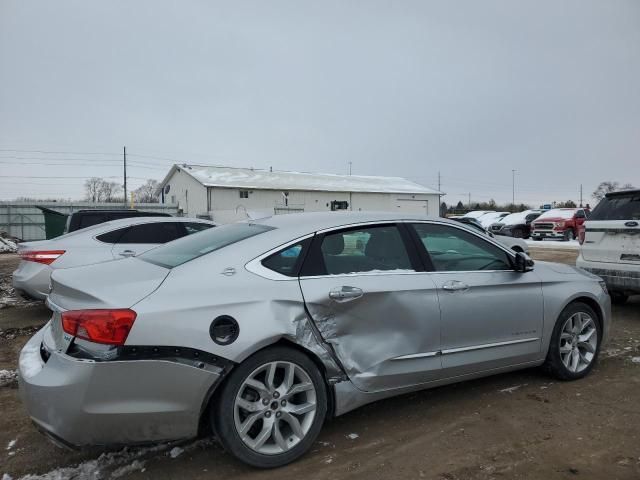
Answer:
[581, 220, 640, 264]
[48, 257, 170, 311]
[581, 190, 640, 264]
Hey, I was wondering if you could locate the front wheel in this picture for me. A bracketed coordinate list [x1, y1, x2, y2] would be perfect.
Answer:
[543, 302, 601, 380]
[563, 229, 575, 241]
[512, 228, 524, 238]
[212, 346, 327, 468]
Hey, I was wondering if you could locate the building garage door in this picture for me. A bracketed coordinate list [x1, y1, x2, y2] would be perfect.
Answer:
[396, 199, 428, 213]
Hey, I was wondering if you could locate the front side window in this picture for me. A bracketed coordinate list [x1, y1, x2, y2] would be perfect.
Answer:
[412, 223, 512, 272]
[316, 225, 414, 275]
[140, 223, 274, 268]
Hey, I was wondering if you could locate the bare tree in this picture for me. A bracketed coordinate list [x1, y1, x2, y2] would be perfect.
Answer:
[84, 177, 103, 202]
[84, 177, 122, 202]
[134, 179, 160, 203]
[592, 181, 636, 200]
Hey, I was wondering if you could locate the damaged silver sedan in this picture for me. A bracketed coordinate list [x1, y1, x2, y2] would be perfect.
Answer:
[18, 212, 611, 468]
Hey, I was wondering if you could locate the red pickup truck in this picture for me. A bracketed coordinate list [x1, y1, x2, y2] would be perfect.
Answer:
[530, 208, 590, 241]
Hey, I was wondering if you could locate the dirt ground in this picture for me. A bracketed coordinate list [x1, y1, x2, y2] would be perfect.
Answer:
[1, 249, 639, 480]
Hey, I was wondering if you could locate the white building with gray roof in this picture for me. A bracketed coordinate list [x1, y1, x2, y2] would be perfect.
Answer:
[158, 164, 441, 223]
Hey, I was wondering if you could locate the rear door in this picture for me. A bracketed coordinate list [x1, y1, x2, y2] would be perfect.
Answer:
[111, 222, 187, 258]
[298, 223, 442, 392]
[409, 222, 543, 377]
[582, 192, 640, 264]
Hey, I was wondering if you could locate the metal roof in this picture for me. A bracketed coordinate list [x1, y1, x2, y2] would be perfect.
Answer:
[161, 164, 440, 195]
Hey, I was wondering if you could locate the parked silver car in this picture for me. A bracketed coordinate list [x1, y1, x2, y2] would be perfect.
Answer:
[12, 216, 216, 300]
[19, 212, 610, 468]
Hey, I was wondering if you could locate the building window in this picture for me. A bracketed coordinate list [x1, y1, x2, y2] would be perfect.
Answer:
[239, 190, 249, 199]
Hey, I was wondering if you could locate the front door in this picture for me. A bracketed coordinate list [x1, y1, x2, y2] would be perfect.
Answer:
[298, 224, 441, 392]
[409, 222, 544, 377]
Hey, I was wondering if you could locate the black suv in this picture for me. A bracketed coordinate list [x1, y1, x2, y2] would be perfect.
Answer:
[65, 209, 172, 233]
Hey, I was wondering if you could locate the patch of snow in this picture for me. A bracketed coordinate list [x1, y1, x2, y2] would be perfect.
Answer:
[631, 357, 640, 364]
[6, 439, 16, 450]
[15, 439, 213, 480]
[168, 447, 184, 459]
[323, 455, 335, 464]
[536, 209, 579, 220]
[0, 370, 18, 387]
[3, 474, 14, 480]
[499, 385, 522, 393]
[525, 239, 580, 250]
[18, 343, 43, 379]
[0, 237, 18, 253]
[110, 460, 146, 479]
[346, 433, 359, 440]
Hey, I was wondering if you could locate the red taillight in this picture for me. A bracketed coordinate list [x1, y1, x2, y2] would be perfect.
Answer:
[578, 226, 586, 245]
[61, 309, 137, 345]
[19, 250, 65, 265]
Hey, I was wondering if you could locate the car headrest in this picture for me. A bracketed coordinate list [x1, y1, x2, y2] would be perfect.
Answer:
[322, 234, 344, 255]
[365, 230, 396, 260]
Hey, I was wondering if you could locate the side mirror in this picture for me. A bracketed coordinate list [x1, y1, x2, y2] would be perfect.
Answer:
[514, 251, 534, 272]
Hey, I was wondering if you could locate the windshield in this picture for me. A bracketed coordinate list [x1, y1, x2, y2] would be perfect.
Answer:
[140, 223, 274, 268]
[537, 209, 576, 220]
[590, 193, 640, 220]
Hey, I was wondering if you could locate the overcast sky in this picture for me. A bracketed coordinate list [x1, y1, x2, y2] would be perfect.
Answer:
[1, 0, 639, 207]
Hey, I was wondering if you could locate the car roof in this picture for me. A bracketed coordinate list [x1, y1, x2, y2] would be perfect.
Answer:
[250, 211, 457, 238]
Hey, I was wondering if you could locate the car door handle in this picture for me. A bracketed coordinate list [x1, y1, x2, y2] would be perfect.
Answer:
[329, 286, 364, 302]
[118, 250, 136, 257]
[442, 281, 469, 292]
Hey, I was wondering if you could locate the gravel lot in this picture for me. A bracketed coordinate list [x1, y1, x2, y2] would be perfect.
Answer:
[1, 249, 639, 480]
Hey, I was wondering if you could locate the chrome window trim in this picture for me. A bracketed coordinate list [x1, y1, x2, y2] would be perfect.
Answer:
[247, 218, 519, 281]
[245, 233, 315, 281]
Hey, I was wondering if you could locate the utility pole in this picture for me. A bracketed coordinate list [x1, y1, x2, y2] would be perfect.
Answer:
[468, 192, 471, 210]
[438, 171, 442, 217]
[512, 169, 515, 209]
[348, 161, 352, 176]
[123, 146, 127, 207]
[580, 184, 583, 207]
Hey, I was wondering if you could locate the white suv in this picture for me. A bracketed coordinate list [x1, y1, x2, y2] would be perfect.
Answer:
[576, 189, 640, 304]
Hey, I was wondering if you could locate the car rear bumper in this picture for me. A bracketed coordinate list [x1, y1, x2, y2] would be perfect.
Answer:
[19, 326, 222, 447]
[576, 256, 640, 294]
[12, 262, 51, 300]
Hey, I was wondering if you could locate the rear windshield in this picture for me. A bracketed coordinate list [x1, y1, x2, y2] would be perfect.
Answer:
[139, 223, 274, 268]
[590, 193, 640, 220]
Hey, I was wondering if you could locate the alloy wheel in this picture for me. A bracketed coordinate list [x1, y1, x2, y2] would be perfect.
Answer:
[559, 312, 598, 373]
[233, 361, 317, 455]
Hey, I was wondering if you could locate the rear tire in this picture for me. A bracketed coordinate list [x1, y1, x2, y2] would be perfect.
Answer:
[563, 229, 575, 241]
[610, 291, 629, 305]
[543, 302, 601, 381]
[512, 228, 524, 238]
[212, 346, 327, 468]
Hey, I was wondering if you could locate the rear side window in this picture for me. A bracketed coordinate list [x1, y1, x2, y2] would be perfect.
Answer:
[118, 222, 186, 244]
[140, 223, 274, 268]
[96, 227, 128, 244]
[261, 239, 310, 277]
[590, 193, 640, 220]
[311, 225, 414, 275]
[184, 222, 214, 235]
